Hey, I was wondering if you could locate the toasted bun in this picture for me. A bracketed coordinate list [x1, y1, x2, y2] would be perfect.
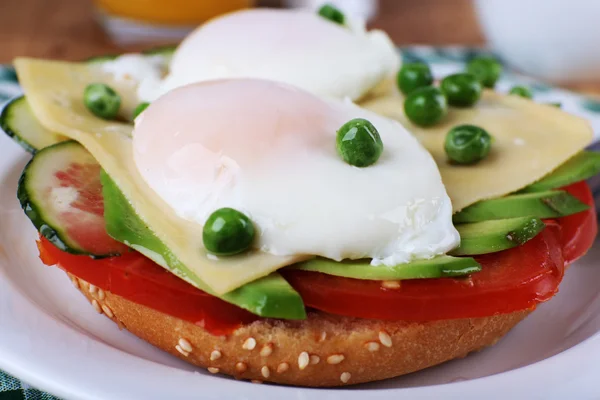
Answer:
[69, 273, 529, 387]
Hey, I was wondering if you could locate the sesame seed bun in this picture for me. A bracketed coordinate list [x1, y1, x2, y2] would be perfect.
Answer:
[70, 273, 530, 387]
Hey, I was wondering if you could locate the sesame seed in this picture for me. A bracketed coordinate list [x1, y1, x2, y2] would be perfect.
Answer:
[71, 277, 79, 289]
[260, 343, 273, 357]
[251, 380, 263, 384]
[242, 337, 257, 350]
[97, 289, 105, 300]
[207, 367, 220, 374]
[210, 350, 221, 361]
[175, 345, 189, 357]
[326, 354, 345, 365]
[365, 342, 380, 352]
[310, 355, 320, 365]
[261, 366, 270, 378]
[298, 352, 309, 370]
[91, 300, 102, 314]
[319, 332, 327, 342]
[89, 284, 98, 295]
[379, 331, 393, 348]
[277, 362, 289, 373]
[101, 305, 114, 319]
[381, 280, 401, 289]
[179, 338, 193, 353]
[235, 362, 247, 372]
[340, 372, 351, 383]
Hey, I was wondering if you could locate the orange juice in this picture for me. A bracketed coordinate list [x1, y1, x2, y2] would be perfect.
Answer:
[95, 0, 254, 26]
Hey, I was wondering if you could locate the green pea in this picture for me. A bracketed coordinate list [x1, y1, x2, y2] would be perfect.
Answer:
[466, 57, 502, 88]
[404, 87, 447, 127]
[509, 86, 533, 99]
[444, 125, 492, 165]
[336, 118, 383, 167]
[440, 73, 482, 107]
[203, 208, 255, 256]
[132, 102, 150, 119]
[397, 62, 434, 95]
[318, 3, 345, 25]
[84, 83, 121, 120]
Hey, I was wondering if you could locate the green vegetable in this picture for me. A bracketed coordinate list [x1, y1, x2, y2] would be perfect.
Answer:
[203, 208, 255, 256]
[404, 86, 447, 127]
[396, 62, 434, 95]
[440, 73, 482, 107]
[509, 85, 533, 99]
[466, 56, 502, 88]
[336, 118, 383, 167]
[318, 3, 345, 25]
[83, 83, 121, 120]
[132, 102, 150, 119]
[547, 102, 562, 108]
[445, 124, 492, 164]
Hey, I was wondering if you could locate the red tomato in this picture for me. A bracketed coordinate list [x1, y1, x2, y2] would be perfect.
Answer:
[38, 238, 256, 335]
[282, 225, 565, 321]
[558, 182, 598, 264]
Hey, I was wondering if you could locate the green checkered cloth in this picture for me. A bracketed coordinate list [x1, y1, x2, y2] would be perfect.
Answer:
[0, 372, 60, 400]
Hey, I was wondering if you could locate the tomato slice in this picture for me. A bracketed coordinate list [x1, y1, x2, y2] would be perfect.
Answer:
[558, 182, 598, 264]
[38, 237, 256, 335]
[282, 225, 564, 321]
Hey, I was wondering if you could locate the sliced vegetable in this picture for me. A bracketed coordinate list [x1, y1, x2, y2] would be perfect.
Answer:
[559, 181, 598, 264]
[451, 217, 545, 256]
[453, 190, 589, 223]
[336, 118, 383, 167]
[291, 255, 480, 280]
[283, 224, 564, 321]
[101, 172, 307, 320]
[520, 151, 600, 193]
[0, 96, 65, 153]
[38, 237, 256, 335]
[17, 141, 128, 257]
[132, 102, 150, 119]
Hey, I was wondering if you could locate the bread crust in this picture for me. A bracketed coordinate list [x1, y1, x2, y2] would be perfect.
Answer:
[70, 273, 530, 387]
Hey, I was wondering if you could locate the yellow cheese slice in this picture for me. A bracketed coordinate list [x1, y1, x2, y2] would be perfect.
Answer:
[14, 58, 309, 295]
[360, 88, 593, 211]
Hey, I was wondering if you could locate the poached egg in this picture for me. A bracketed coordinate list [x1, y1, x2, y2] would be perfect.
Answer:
[133, 79, 459, 266]
[103, 9, 400, 103]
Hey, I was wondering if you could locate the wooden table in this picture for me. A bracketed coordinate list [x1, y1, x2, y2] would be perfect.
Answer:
[0, 0, 597, 95]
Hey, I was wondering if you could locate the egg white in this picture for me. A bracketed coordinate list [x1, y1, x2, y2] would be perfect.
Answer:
[133, 79, 458, 266]
[102, 9, 400, 103]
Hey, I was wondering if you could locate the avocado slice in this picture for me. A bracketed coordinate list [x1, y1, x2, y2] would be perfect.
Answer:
[100, 171, 306, 320]
[451, 216, 545, 256]
[291, 255, 481, 280]
[453, 190, 589, 223]
[520, 151, 600, 193]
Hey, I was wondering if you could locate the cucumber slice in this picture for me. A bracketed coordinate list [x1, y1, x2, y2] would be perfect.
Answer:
[451, 217, 545, 256]
[520, 151, 600, 193]
[453, 190, 589, 223]
[18, 141, 129, 257]
[1, 96, 66, 153]
[291, 255, 481, 280]
[101, 171, 307, 320]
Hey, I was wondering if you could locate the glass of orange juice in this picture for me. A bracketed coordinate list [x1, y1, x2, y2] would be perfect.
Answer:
[94, 0, 254, 44]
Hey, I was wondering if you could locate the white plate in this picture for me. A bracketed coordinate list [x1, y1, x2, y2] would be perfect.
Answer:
[2, 51, 600, 398]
